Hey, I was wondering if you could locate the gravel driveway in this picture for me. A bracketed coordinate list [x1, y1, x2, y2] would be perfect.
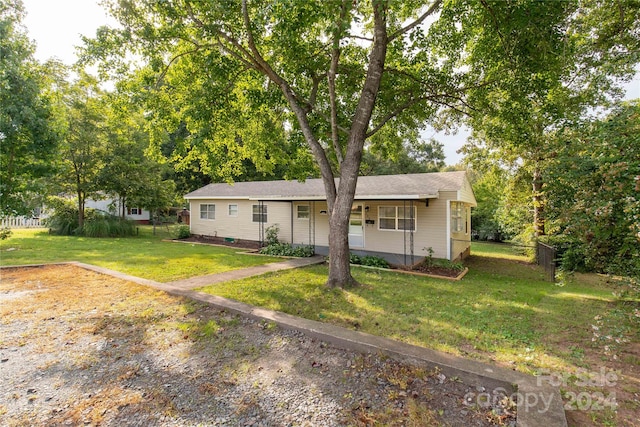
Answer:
[0, 265, 513, 426]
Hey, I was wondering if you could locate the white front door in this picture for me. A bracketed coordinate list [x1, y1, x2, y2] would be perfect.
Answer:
[348, 204, 364, 247]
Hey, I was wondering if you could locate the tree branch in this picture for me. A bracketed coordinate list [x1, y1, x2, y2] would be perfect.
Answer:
[328, 0, 351, 166]
[238, 0, 337, 203]
[388, 0, 443, 42]
[366, 95, 426, 138]
[155, 48, 201, 88]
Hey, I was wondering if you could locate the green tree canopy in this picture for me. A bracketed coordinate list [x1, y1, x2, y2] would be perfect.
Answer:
[545, 101, 640, 276]
[459, 0, 640, 238]
[0, 0, 60, 215]
[80, 0, 635, 286]
[57, 72, 108, 229]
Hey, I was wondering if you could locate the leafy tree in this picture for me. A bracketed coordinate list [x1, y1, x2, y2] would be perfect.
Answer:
[81, 0, 613, 287]
[58, 73, 107, 230]
[0, 0, 60, 215]
[360, 139, 445, 176]
[97, 93, 163, 218]
[545, 101, 640, 276]
[467, 166, 506, 241]
[460, 0, 640, 239]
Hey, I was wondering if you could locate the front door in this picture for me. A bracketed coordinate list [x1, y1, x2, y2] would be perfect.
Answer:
[348, 204, 364, 247]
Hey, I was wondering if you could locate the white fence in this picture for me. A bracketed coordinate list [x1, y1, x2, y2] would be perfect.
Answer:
[1, 216, 43, 228]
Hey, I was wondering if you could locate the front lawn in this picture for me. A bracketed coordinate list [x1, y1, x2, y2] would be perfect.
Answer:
[0, 227, 280, 282]
[198, 242, 639, 426]
[2, 232, 638, 425]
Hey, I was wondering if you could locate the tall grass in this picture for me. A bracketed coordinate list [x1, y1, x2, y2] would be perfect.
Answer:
[83, 217, 136, 237]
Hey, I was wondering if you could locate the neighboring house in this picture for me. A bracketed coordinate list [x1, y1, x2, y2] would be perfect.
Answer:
[184, 171, 477, 265]
[85, 197, 151, 224]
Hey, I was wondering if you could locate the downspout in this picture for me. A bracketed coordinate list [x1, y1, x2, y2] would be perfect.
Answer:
[410, 199, 414, 265]
[403, 200, 407, 266]
[312, 201, 316, 250]
[290, 201, 294, 244]
[446, 201, 451, 261]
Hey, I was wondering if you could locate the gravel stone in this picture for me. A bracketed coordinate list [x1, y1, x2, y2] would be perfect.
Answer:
[0, 265, 514, 426]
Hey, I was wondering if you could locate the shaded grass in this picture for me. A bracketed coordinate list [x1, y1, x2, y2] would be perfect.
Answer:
[0, 227, 280, 282]
[199, 253, 631, 374]
[471, 240, 533, 261]
[199, 243, 639, 425]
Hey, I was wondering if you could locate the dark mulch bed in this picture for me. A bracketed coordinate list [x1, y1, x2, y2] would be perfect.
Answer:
[178, 236, 464, 278]
[177, 234, 261, 250]
[404, 264, 465, 278]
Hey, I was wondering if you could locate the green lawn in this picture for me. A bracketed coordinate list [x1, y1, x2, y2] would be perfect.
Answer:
[0, 227, 280, 282]
[471, 240, 534, 261]
[196, 241, 639, 426]
[198, 252, 616, 370]
[2, 232, 637, 425]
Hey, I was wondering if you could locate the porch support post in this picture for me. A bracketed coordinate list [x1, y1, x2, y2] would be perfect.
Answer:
[259, 200, 265, 247]
[311, 201, 316, 249]
[290, 201, 294, 244]
[403, 200, 407, 266]
[410, 199, 414, 265]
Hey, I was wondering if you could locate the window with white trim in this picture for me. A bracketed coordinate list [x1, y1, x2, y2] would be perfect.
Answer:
[378, 206, 416, 231]
[252, 204, 267, 223]
[297, 205, 310, 219]
[451, 202, 466, 233]
[200, 203, 216, 220]
[228, 204, 238, 217]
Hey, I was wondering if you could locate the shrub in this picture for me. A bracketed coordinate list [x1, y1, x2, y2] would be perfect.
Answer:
[264, 224, 280, 246]
[259, 242, 314, 257]
[0, 227, 12, 240]
[174, 225, 191, 239]
[359, 255, 390, 268]
[259, 224, 314, 257]
[349, 253, 389, 268]
[44, 198, 81, 235]
[434, 259, 465, 272]
[45, 197, 136, 237]
[83, 216, 136, 237]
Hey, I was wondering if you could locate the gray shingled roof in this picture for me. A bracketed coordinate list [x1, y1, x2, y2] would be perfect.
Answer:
[184, 171, 468, 201]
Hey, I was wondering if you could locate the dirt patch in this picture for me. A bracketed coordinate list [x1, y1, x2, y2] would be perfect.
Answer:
[398, 264, 465, 278]
[0, 265, 514, 426]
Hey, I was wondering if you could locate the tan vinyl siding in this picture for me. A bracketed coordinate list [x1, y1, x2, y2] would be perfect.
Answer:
[361, 199, 448, 260]
[292, 202, 329, 246]
[189, 200, 292, 243]
[292, 199, 452, 259]
[457, 176, 477, 206]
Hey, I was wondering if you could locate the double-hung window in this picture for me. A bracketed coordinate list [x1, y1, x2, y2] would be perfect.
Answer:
[252, 204, 267, 223]
[200, 203, 216, 220]
[378, 206, 416, 231]
[228, 204, 238, 217]
[451, 202, 466, 233]
[297, 205, 310, 220]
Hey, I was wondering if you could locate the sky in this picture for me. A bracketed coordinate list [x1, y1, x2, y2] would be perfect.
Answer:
[21, 0, 640, 165]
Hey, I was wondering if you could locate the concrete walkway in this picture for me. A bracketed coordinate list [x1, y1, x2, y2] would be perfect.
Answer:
[164, 255, 325, 290]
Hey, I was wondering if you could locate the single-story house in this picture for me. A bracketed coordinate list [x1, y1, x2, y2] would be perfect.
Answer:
[85, 197, 151, 224]
[184, 171, 477, 265]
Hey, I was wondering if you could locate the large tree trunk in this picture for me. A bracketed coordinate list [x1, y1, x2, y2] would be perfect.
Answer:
[77, 192, 85, 231]
[323, 3, 388, 288]
[326, 210, 356, 287]
[238, 0, 388, 288]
